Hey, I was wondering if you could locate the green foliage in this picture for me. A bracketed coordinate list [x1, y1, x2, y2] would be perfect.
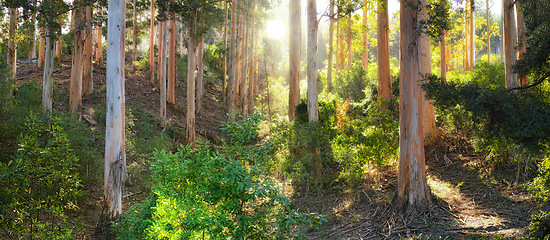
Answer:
[333, 62, 368, 102]
[468, 61, 505, 89]
[515, 0, 550, 78]
[0, 113, 82, 239]
[528, 145, 550, 201]
[114, 113, 325, 239]
[526, 210, 550, 240]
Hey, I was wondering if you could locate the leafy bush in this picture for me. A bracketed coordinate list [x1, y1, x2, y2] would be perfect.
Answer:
[0, 113, 82, 239]
[529, 145, 550, 201]
[333, 62, 368, 102]
[114, 113, 325, 239]
[526, 210, 550, 240]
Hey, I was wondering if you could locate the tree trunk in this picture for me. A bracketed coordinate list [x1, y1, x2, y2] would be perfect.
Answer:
[289, 0, 301, 121]
[56, 19, 63, 62]
[503, 0, 517, 88]
[132, 0, 137, 71]
[70, 7, 85, 116]
[485, 0, 491, 64]
[157, 21, 164, 87]
[227, 0, 238, 113]
[362, 0, 369, 70]
[469, 0, 475, 66]
[95, 26, 103, 64]
[516, 4, 527, 86]
[82, 6, 94, 96]
[167, 9, 176, 104]
[377, 0, 392, 107]
[240, 7, 249, 115]
[236, 6, 245, 109]
[327, 0, 334, 92]
[39, 28, 45, 68]
[8, 8, 18, 79]
[104, 0, 127, 219]
[440, 0, 447, 83]
[29, 13, 37, 59]
[347, 13, 352, 70]
[393, 0, 431, 212]
[160, 21, 167, 127]
[42, 32, 55, 116]
[307, 0, 318, 122]
[186, 16, 197, 148]
[247, 4, 256, 115]
[222, 1, 228, 103]
[149, 0, 155, 85]
[196, 35, 205, 114]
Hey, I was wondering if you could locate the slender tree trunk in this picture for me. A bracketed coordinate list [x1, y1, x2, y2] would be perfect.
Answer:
[160, 21, 167, 127]
[440, 0, 447, 83]
[222, 1, 228, 103]
[469, 0, 475, 66]
[347, 13, 352, 70]
[516, 4, 527, 86]
[8, 8, 18, 79]
[95, 25, 103, 64]
[393, 0, 431, 211]
[39, 28, 45, 68]
[104, 0, 126, 219]
[70, 7, 85, 115]
[149, 0, 155, 85]
[377, 0, 392, 107]
[56, 18, 63, 61]
[336, 16, 340, 72]
[240, 6, 249, 115]
[503, 0, 517, 88]
[236, 6, 245, 109]
[228, 0, 238, 113]
[157, 21, 164, 87]
[132, 0, 138, 71]
[82, 6, 94, 96]
[186, 15, 197, 148]
[362, 0, 369, 70]
[463, 3, 469, 70]
[485, 0, 491, 64]
[167, 7, 176, 104]
[247, 3, 256, 114]
[307, 0, 318, 122]
[42, 32, 55, 116]
[196, 35, 205, 114]
[29, 13, 37, 59]
[327, 0, 334, 92]
[289, 0, 301, 121]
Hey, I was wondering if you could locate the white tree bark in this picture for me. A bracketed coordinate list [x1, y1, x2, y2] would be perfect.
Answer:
[104, 0, 127, 219]
[307, 0, 318, 122]
[42, 33, 55, 116]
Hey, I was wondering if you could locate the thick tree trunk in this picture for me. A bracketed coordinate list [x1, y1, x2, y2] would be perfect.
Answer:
[307, 0, 318, 122]
[393, 0, 431, 212]
[160, 21, 167, 127]
[8, 8, 18, 79]
[503, 0, 517, 88]
[196, 36, 205, 114]
[362, 0, 369, 70]
[56, 19, 63, 61]
[167, 11, 176, 104]
[377, 0, 392, 107]
[42, 33, 55, 116]
[516, 5, 527, 86]
[222, 1, 228, 103]
[29, 13, 37, 59]
[247, 4, 256, 115]
[485, 0, 491, 64]
[70, 7, 85, 115]
[327, 0, 334, 92]
[104, 0, 126, 219]
[149, 0, 155, 85]
[186, 17, 197, 148]
[289, 0, 301, 121]
[132, 0, 137, 71]
[82, 6, 94, 96]
[227, 0, 238, 113]
[39, 28, 45, 68]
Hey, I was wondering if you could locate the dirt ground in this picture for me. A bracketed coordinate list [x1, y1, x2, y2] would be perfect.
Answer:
[16, 59, 536, 239]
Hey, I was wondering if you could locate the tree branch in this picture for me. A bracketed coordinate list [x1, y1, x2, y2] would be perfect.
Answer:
[508, 70, 550, 91]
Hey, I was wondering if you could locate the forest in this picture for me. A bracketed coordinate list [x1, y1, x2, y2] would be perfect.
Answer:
[1, 0, 550, 238]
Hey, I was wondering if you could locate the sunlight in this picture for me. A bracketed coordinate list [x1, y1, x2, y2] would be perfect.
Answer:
[265, 19, 285, 39]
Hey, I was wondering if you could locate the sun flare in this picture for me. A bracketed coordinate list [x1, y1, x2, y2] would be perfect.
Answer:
[266, 20, 285, 39]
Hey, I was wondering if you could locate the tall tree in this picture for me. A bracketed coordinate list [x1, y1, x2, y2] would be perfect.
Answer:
[104, 0, 127, 218]
[149, 0, 155, 85]
[196, 34, 205, 114]
[95, 16, 102, 64]
[346, 12, 352, 70]
[82, 6, 94, 96]
[289, 0, 301, 121]
[39, 28, 45, 68]
[377, 0, 392, 107]
[186, 11, 196, 148]
[132, 0, 138, 71]
[362, 0, 368, 70]
[42, 31, 55, 115]
[469, 0, 475, 66]
[222, 1, 228, 103]
[167, 0, 176, 105]
[503, 0, 517, 88]
[56, 19, 63, 61]
[327, 0, 334, 92]
[516, 3, 527, 86]
[69, 6, 85, 115]
[159, 20, 167, 127]
[247, 2, 256, 114]
[29, 13, 37, 59]
[440, 0, 447, 83]
[8, 7, 18, 79]
[307, 0, 318, 122]
[393, 0, 431, 211]
[486, 0, 490, 63]
[227, 0, 238, 113]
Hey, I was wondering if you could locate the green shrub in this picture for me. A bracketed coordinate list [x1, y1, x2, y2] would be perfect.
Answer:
[0, 113, 82, 239]
[526, 210, 550, 240]
[114, 113, 325, 239]
[528, 145, 550, 201]
[333, 62, 368, 102]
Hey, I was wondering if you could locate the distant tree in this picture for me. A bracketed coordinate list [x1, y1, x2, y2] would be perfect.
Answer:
[289, 0, 301, 121]
[503, 0, 517, 88]
[377, 0, 391, 107]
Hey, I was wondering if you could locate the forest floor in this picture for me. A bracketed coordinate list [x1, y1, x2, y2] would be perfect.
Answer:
[15, 58, 537, 239]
